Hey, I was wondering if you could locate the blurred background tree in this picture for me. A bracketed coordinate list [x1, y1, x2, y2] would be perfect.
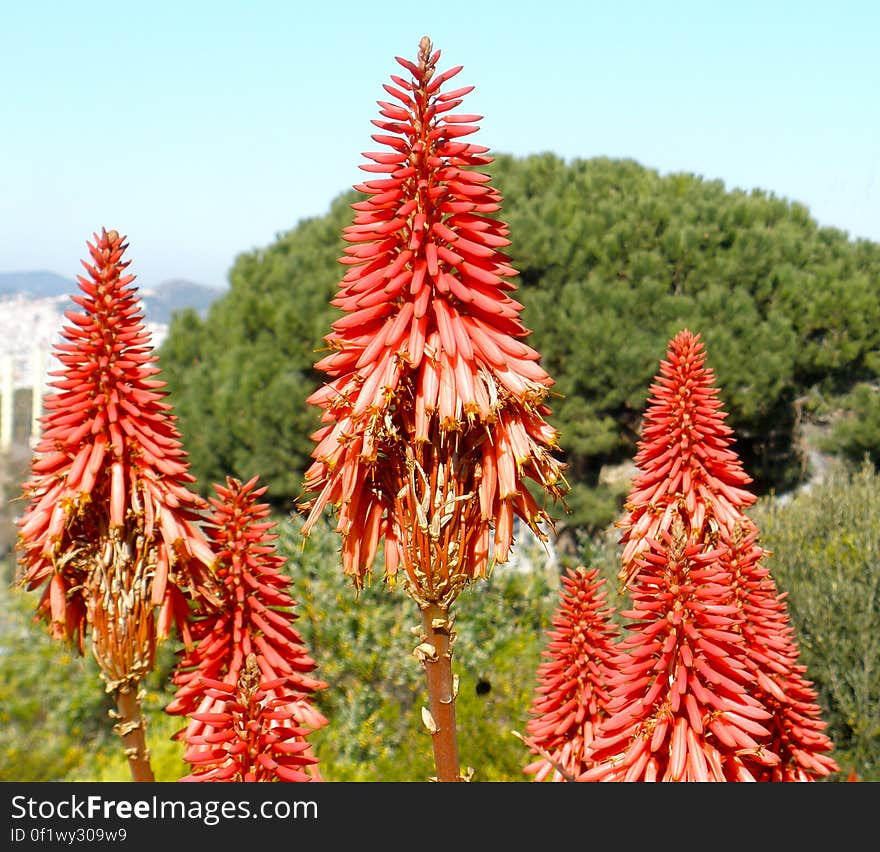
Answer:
[158, 154, 880, 540]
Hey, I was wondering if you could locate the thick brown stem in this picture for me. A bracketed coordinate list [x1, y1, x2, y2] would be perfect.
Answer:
[114, 686, 154, 782]
[419, 602, 461, 782]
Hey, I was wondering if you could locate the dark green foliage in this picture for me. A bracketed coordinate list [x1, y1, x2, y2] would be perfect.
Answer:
[159, 153, 880, 532]
[823, 383, 880, 467]
[748, 461, 880, 781]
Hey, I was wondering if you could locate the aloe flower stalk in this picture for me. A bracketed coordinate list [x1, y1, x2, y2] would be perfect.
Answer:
[167, 475, 327, 781]
[616, 329, 756, 589]
[15, 228, 218, 781]
[300, 37, 567, 781]
[581, 329, 837, 781]
[522, 566, 620, 781]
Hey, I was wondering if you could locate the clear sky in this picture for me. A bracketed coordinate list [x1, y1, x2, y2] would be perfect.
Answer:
[1, 0, 877, 292]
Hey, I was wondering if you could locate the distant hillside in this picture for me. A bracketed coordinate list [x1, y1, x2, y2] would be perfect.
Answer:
[140, 279, 223, 324]
[0, 270, 75, 299]
[0, 271, 222, 324]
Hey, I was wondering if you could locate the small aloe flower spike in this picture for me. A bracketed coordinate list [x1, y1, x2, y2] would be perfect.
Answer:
[616, 329, 754, 589]
[522, 566, 620, 782]
[15, 228, 218, 781]
[177, 655, 321, 782]
[167, 475, 327, 781]
[300, 36, 567, 782]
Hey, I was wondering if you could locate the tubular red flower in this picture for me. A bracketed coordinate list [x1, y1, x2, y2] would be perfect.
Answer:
[167, 475, 327, 781]
[300, 37, 567, 604]
[15, 228, 217, 688]
[178, 654, 320, 783]
[523, 567, 621, 781]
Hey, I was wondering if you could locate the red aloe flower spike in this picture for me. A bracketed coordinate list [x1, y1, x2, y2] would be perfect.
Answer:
[301, 35, 568, 594]
[299, 37, 567, 782]
[522, 567, 621, 782]
[178, 654, 320, 782]
[722, 522, 838, 780]
[14, 228, 218, 781]
[582, 511, 778, 782]
[617, 329, 755, 589]
[167, 475, 327, 781]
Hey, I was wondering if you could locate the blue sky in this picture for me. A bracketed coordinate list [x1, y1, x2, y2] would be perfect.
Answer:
[1, 0, 877, 291]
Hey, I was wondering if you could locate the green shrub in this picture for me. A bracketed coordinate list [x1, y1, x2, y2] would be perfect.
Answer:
[749, 460, 880, 781]
[0, 575, 112, 781]
[824, 384, 880, 467]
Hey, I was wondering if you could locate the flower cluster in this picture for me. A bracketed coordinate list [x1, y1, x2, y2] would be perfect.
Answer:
[178, 655, 320, 782]
[180, 654, 320, 782]
[527, 330, 838, 781]
[583, 509, 782, 781]
[721, 519, 839, 779]
[300, 37, 567, 606]
[167, 475, 326, 781]
[16, 229, 217, 689]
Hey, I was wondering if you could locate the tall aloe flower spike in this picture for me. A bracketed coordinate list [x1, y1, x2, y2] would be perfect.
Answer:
[167, 475, 327, 782]
[15, 229, 219, 781]
[624, 329, 836, 779]
[581, 329, 836, 781]
[301, 37, 567, 781]
[522, 566, 620, 782]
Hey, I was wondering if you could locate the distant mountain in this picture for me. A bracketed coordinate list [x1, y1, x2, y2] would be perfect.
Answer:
[0, 271, 223, 325]
[0, 270, 75, 299]
[140, 279, 223, 325]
